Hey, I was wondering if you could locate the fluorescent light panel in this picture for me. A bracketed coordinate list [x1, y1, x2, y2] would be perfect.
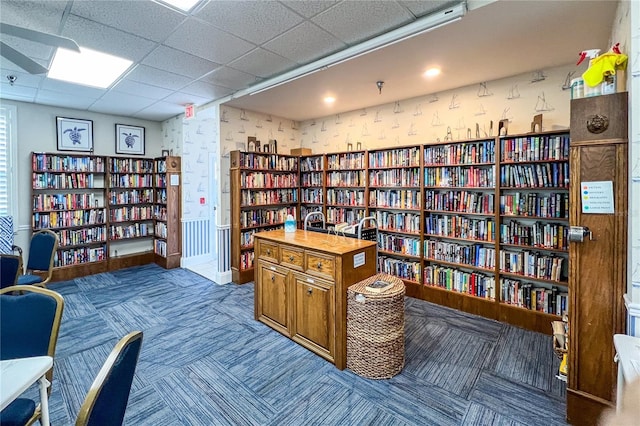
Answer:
[156, 0, 202, 12]
[245, 2, 466, 97]
[47, 46, 133, 89]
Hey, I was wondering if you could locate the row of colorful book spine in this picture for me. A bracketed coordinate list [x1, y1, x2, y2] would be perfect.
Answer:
[241, 172, 298, 189]
[241, 188, 298, 206]
[369, 147, 420, 168]
[54, 245, 107, 267]
[424, 141, 495, 165]
[240, 153, 298, 171]
[33, 154, 105, 172]
[423, 265, 495, 299]
[424, 166, 495, 188]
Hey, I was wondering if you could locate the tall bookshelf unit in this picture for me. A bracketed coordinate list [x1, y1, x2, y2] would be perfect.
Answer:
[107, 157, 155, 268]
[368, 146, 422, 282]
[31, 152, 108, 279]
[299, 154, 325, 224]
[325, 151, 367, 228]
[153, 156, 182, 269]
[230, 150, 299, 284]
[229, 130, 571, 334]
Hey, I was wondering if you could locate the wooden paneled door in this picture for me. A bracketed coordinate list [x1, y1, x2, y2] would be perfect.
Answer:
[567, 92, 628, 425]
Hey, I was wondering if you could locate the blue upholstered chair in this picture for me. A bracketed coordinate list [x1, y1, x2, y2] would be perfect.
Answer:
[17, 230, 58, 287]
[0, 254, 21, 289]
[0, 285, 64, 426]
[75, 331, 144, 426]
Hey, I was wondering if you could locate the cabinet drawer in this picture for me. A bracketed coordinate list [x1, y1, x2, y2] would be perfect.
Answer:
[258, 241, 279, 263]
[280, 245, 303, 271]
[305, 251, 335, 280]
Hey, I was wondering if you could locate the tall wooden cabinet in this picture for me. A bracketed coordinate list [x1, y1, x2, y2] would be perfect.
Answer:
[567, 92, 628, 425]
[153, 156, 182, 269]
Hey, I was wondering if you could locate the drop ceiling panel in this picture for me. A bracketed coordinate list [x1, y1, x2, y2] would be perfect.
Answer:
[0, 83, 36, 100]
[228, 48, 298, 78]
[263, 21, 346, 64]
[89, 91, 157, 116]
[200, 67, 256, 91]
[35, 90, 98, 110]
[281, 1, 339, 19]
[125, 65, 192, 91]
[133, 101, 184, 121]
[70, 1, 186, 43]
[162, 91, 210, 107]
[39, 78, 106, 99]
[0, 0, 67, 33]
[312, 1, 414, 45]
[0, 68, 44, 88]
[398, 1, 460, 18]
[164, 19, 256, 64]
[62, 15, 157, 62]
[1, 35, 53, 61]
[112, 79, 174, 100]
[196, 1, 304, 45]
[182, 80, 234, 99]
[142, 46, 220, 79]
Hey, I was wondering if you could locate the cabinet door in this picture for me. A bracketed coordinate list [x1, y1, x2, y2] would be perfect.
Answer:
[291, 272, 335, 361]
[256, 261, 289, 335]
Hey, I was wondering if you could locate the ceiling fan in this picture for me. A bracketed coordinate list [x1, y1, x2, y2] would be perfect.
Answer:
[0, 23, 80, 74]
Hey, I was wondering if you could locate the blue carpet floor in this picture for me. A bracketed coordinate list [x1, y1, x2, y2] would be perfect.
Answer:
[38, 264, 566, 425]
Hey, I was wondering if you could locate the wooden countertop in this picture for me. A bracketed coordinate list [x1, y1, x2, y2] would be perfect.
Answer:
[254, 229, 376, 255]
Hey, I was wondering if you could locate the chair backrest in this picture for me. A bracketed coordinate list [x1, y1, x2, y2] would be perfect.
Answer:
[0, 285, 64, 385]
[0, 254, 21, 288]
[26, 229, 58, 272]
[75, 331, 144, 426]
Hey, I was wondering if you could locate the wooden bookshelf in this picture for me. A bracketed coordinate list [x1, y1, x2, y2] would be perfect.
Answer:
[230, 150, 299, 284]
[153, 156, 181, 269]
[325, 150, 367, 228]
[299, 154, 325, 226]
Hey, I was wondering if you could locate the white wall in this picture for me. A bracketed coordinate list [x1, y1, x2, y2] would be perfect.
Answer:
[3, 99, 162, 252]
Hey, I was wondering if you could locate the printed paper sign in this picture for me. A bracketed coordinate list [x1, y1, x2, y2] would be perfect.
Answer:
[581, 181, 614, 214]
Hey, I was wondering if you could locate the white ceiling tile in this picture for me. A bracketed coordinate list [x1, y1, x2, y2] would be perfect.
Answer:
[0, 1, 67, 33]
[281, 1, 338, 18]
[163, 18, 255, 64]
[199, 67, 257, 90]
[313, 1, 414, 44]
[196, 1, 304, 45]
[0, 83, 37, 100]
[142, 46, 220, 79]
[89, 92, 157, 116]
[35, 90, 97, 110]
[70, 1, 186, 42]
[126, 65, 192, 91]
[162, 91, 210, 107]
[228, 48, 297, 78]
[62, 15, 157, 62]
[181, 80, 234, 99]
[398, 1, 460, 18]
[133, 101, 184, 121]
[263, 22, 346, 64]
[112, 79, 174, 100]
[40, 78, 106, 99]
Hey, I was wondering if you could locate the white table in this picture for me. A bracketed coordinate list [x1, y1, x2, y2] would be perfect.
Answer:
[0, 356, 53, 426]
[613, 334, 640, 412]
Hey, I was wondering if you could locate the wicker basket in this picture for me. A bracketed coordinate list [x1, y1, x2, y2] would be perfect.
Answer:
[347, 273, 405, 379]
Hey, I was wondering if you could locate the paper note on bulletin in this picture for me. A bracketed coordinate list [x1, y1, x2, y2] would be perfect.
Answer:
[581, 181, 614, 213]
[170, 175, 179, 186]
[353, 252, 365, 268]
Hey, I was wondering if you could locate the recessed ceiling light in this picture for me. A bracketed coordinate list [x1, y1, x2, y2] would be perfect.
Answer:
[48, 46, 133, 89]
[156, 0, 202, 12]
[424, 68, 441, 77]
[324, 96, 336, 104]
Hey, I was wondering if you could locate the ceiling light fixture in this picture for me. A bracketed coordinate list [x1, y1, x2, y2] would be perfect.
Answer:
[155, 0, 203, 12]
[47, 46, 133, 89]
[424, 68, 441, 77]
[324, 96, 336, 104]
[240, 2, 466, 97]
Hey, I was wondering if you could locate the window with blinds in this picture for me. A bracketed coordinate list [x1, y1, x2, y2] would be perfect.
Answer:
[0, 105, 17, 219]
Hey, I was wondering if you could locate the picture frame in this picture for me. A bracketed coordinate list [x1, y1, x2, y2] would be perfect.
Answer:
[161, 149, 170, 157]
[56, 116, 93, 152]
[115, 124, 145, 155]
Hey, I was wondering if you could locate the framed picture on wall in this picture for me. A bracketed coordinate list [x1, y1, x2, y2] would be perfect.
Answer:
[115, 124, 145, 155]
[56, 117, 93, 152]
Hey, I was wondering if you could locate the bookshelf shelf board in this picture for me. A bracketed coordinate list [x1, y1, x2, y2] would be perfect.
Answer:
[109, 202, 154, 207]
[423, 283, 496, 302]
[242, 186, 298, 190]
[423, 233, 495, 245]
[34, 186, 103, 191]
[241, 222, 285, 231]
[501, 186, 568, 191]
[300, 201, 324, 205]
[57, 259, 107, 268]
[109, 235, 153, 242]
[325, 203, 367, 208]
[424, 186, 495, 190]
[499, 271, 568, 286]
[34, 224, 106, 232]
[499, 243, 568, 253]
[325, 185, 367, 189]
[499, 302, 561, 319]
[424, 161, 494, 168]
[369, 185, 421, 190]
[59, 241, 107, 249]
[378, 228, 421, 237]
[378, 249, 421, 260]
[33, 207, 105, 213]
[301, 185, 324, 188]
[424, 257, 495, 274]
[368, 165, 421, 170]
[500, 214, 569, 222]
[109, 219, 154, 225]
[369, 206, 422, 212]
[240, 245, 254, 251]
[241, 202, 299, 208]
[240, 167, 298, 173]
[110, 186, 155, 190]
[33, 170, 104, 174]
[501, 159, 568, 165]
[426, 209, 494, 216]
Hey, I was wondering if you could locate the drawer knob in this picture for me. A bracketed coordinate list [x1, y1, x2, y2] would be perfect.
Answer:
[317, 262, 323, 269]
[267, 249, 271, 255]
[307, 287, 313, 295]
[289, 255, 294, 262]
[271, 274, 275, 282]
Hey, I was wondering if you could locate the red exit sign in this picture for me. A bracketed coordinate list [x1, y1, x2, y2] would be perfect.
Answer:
[185, 104, 195, 120]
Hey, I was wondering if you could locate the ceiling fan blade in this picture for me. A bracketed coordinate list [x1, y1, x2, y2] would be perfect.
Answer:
[0, 23, 80, 52]
[0, 42, 48, 74]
